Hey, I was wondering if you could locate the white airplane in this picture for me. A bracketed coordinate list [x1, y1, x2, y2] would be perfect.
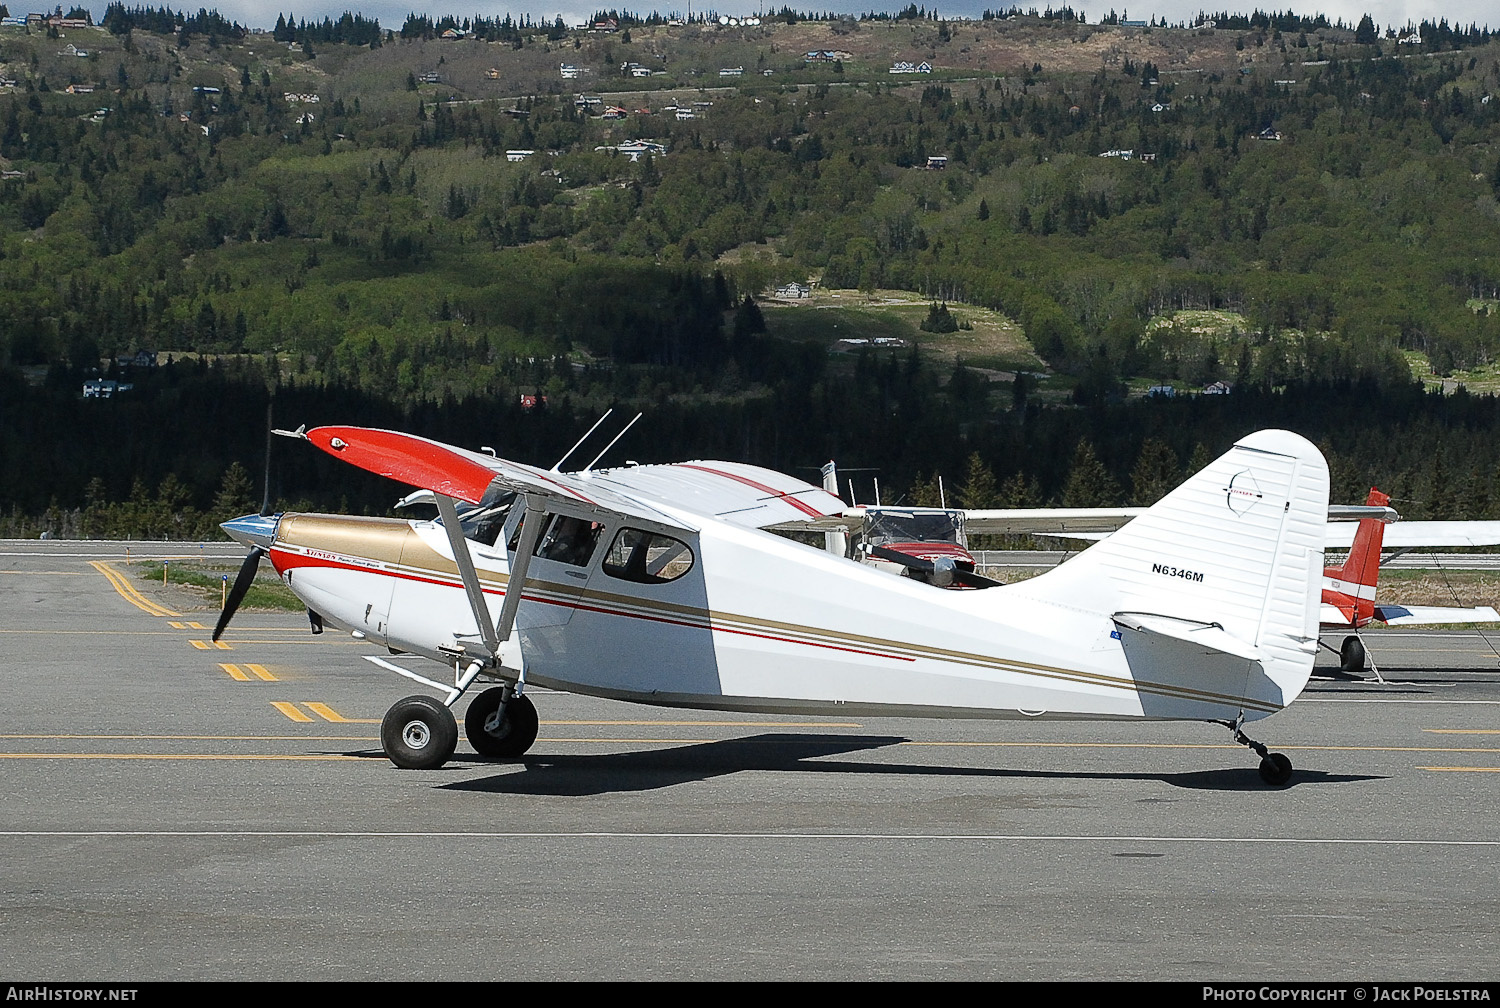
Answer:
[218, 425, 1331, 785]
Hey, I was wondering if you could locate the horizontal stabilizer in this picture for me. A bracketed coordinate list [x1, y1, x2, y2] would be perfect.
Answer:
[1112, 612, 1263, 662]
[1374, 604, 1500, 625]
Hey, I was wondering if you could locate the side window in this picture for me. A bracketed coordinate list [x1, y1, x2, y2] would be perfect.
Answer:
[602, 528, 694, 584]
[536, 515, 603, 568]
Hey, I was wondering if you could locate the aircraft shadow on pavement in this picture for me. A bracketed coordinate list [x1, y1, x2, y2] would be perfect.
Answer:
[336, 733, 1387, 796]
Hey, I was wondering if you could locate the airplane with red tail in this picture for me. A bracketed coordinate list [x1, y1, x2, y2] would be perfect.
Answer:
[1320, 488, 1500, 678]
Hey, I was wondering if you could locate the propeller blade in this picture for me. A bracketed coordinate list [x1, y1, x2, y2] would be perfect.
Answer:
[260, 403, 275, 516]
[869, 545, 1001, 589]
[953, 569, 1004, 589]
[869, 544, 933, 571]
[213, 546, 264, 642]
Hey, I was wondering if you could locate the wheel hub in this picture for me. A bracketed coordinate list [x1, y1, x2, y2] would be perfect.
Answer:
[401, 720, 431, 750]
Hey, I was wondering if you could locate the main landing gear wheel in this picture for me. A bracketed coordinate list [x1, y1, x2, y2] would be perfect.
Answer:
[381, 695, 458, 770]
[1258, 752, 1294, 786]
[1340, 635, 1367, 674]
[465, 688, 539, 758]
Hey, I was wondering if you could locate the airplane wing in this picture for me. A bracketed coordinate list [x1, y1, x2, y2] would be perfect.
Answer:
[772, 503, 1403, 539]
[585, 460, 847, 530]
[963, 503, 1398, 538]
[300, 427, 847, 531]
[1324, 521, 1500, 550]
[1372, 603, 1500, 625]
[301, 426, 694, 529]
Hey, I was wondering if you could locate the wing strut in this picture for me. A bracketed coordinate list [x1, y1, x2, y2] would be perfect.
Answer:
[431, 493, 547, 707]
[493, 495, 548, 645]
[435, 493, 502, 658]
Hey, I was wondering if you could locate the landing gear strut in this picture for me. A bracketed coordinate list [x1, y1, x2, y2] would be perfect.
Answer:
[1214, 716, 1294, 786]
[465, 686, 539, 758]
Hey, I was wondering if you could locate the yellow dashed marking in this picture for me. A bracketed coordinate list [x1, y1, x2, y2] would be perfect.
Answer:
[270, 702, 314, 723]
[219, 663, 251, 681]
[246, 664, 277, 681]
[301, 702, 376, 724]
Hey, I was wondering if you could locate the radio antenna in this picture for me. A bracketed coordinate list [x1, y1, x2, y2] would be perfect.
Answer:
[584, 412, 643, 471]
[552, 409, 613, 472]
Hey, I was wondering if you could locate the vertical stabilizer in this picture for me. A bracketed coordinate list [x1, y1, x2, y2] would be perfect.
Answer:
[1323, 488, 1390, 626]
[1010, 430, 1329, 713]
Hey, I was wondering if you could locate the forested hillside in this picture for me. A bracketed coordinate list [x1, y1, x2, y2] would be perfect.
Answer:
[2, 7, 1499, 535]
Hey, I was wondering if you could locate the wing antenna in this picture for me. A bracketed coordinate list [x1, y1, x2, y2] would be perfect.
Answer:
[551, 409, 614, 472]
[583, 412, 642, 471]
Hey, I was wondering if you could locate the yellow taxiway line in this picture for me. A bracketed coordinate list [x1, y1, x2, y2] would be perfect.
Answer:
[90, 561, 179, 617]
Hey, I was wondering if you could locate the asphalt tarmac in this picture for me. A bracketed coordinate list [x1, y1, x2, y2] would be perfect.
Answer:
[2, 541, 1498, 981]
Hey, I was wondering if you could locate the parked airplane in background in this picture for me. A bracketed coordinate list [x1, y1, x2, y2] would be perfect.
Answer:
[1319, 488, 1500, 678]
[218, 425, 1331, 785]
[800, 472, 1500, 679]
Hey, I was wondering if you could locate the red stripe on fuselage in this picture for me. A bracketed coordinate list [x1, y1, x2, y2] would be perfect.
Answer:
[270, 547, 911, 662]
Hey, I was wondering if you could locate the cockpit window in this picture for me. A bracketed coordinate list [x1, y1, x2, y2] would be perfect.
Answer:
[602, 528, 694, 584]
[456, 489, 515, 546]
[536, 515, 603, 567]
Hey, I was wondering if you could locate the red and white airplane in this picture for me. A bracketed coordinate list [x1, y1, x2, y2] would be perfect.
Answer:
[219, 425, 1332, 785]
[1319, 488, 1500, 678]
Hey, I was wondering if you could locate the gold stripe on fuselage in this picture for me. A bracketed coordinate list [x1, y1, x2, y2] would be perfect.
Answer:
[272, 516, 1280, 714]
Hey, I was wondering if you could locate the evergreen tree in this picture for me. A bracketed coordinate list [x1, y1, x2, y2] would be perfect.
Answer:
[1062, 440, 1120, 507]
[1128, 438, 1180, 505]
[955, 452, 998, 509]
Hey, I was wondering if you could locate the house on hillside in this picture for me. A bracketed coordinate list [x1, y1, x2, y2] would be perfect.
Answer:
[83, 380, 133, 398]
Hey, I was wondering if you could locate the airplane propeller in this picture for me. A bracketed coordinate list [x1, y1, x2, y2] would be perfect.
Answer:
[213, 545, 264, 642]
[868, 545, 1002, 589]
[215, 403, 279, 643]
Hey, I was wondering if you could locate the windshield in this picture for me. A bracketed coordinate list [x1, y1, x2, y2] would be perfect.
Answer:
[455, 488, 516, 546]
[865, 509, 964, 546]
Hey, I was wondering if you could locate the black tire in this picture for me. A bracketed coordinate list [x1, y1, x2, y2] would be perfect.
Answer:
[1340, 635, 1366, 673]
[1258, 752, 1294, 786]
[381, 694, 458, 770]
[464, 689, 539, 758]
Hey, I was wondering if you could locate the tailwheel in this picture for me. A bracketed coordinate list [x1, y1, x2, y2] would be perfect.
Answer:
[381, 695, 458, 770]
[1215, 717, 1296, 787]
[1340, 635, 1367, 674]
[465, 687, 539, 758]
[1258, 752, 1294, 787]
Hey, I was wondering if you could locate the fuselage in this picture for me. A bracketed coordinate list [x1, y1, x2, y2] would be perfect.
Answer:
[255, 501, 1297, 726]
